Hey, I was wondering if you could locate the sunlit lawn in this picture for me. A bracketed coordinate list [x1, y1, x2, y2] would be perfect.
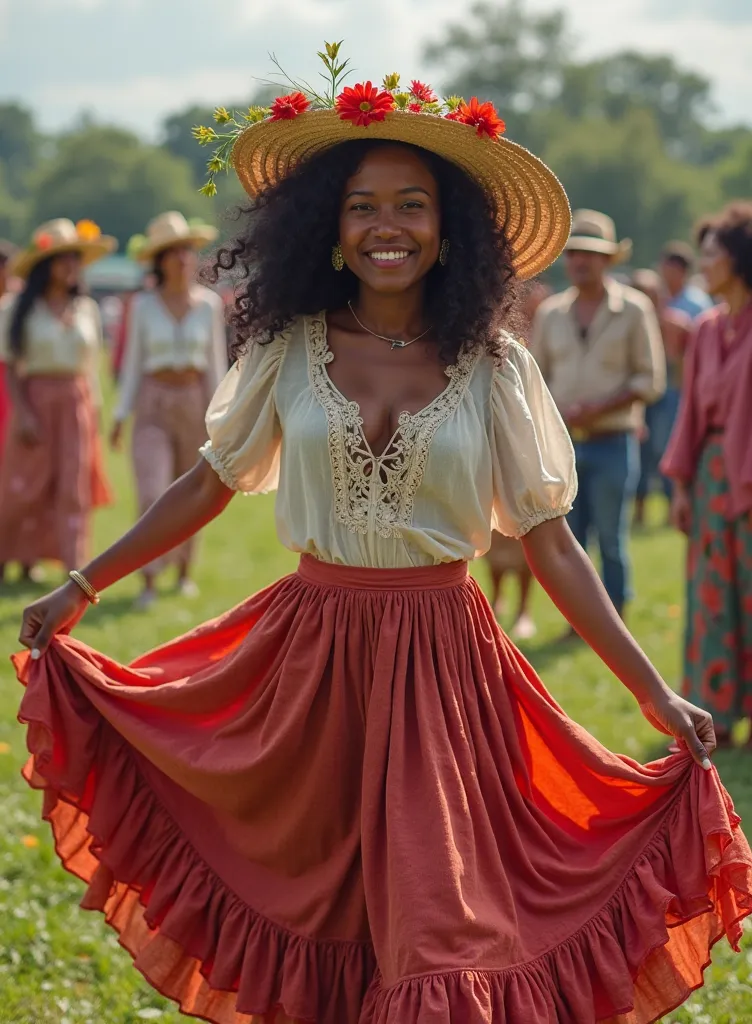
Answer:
[0, 419, 750, 1022]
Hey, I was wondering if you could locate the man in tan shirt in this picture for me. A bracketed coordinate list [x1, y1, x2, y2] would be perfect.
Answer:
[530, 210, 665, 618]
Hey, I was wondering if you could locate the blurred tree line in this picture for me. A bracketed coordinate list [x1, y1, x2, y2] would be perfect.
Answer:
[0, 0, 749, 270]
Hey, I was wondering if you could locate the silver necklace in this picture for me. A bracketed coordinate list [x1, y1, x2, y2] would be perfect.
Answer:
[347, 300, 432, 350]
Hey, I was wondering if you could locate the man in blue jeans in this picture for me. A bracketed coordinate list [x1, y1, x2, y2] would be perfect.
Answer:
[530, 210, 665, 624]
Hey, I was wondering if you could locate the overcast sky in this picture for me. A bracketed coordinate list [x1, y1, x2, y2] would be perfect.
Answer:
[1, 0, 750, 137]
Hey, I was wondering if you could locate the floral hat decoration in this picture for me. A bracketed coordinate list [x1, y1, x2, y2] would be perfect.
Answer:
[11, 218, 117, 280]
[192, 42, 571, 280]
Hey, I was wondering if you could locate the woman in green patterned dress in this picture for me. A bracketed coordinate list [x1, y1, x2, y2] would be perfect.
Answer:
[662, 202, 752, 748]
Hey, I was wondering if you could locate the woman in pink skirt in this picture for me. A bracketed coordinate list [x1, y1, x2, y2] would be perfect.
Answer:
[111, 211, 226, 609]
[0, 219, 114, 580]
[14, 50, 752, 1024]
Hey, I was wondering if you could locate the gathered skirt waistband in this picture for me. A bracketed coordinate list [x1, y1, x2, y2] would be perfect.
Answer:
[296, 553, 468, 591]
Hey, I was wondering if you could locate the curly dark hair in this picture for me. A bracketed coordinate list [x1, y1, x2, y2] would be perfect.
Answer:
[697, 201, 752, 290]
[207, 139, 519, 363]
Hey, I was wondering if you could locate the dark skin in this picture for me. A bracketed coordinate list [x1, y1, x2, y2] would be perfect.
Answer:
[560, 249, 642, 430]
[327, 148, 447, 455]
[18, 146, 715, 768]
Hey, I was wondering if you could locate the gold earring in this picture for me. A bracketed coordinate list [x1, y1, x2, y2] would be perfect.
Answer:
[331, 242, 344, 272]
[439, 239, 450, 266]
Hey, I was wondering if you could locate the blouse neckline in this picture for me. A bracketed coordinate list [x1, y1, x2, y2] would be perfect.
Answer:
[152, 286, 203, 327]
[38, 295, 82, 327]
[303, 312, 480, 538]
[307, 311, 475, 463]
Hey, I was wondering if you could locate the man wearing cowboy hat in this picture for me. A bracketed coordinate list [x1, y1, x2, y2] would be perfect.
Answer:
[530, 209, 665, 623]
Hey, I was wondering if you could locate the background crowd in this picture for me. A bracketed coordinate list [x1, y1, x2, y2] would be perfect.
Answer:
[0, 1, 751, 1019]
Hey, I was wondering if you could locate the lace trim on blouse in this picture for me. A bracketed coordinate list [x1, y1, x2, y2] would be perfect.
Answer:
[199, 440, 237, 491]
[305, 313, 480, 539]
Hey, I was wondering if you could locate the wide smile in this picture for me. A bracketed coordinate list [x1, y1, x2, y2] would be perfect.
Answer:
[364, 249, 415, 269]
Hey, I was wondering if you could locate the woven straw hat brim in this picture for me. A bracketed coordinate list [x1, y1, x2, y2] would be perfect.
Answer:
[12, 237, 117, 280]
[565, 235, 633, 265]
[232, 109, 572, 282]
[136, 227, 219, 264]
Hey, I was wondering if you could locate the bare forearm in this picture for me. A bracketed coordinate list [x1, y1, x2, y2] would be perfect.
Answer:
[6, 364, 32, 414]
[80, 459, 233, 591]
[522, 518, 670, 704]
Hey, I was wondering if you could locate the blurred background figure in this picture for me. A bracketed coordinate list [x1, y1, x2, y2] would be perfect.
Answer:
[662, 202, 752, 750]
[110, 211, 226, 610]
[110, 269, 154, 383]
[659, 241, 714, 321]
[0, 239, 19, 467]
[531, 210, 665, 629]
[0, 219, 115, 581]
[631, 268, 692, 528]
[483, 279, 552, 640]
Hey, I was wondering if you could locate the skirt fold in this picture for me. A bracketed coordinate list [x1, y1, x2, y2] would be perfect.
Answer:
[13, 555, 752, 1024]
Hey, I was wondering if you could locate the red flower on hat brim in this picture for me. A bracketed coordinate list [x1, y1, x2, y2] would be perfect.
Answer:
[409, 80, 437, 104]
[335, 82, 395, 127]
[269, 91, 311, 121]
[456, 97, 506, 140]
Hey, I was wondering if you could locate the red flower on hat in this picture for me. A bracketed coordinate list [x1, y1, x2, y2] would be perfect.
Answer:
[456, 97, 506, 140]
[444, 111, 463, 122]
[336, 82, 395, 127]
[408, 102, 424, 114]
[269, 91, 311, 121]
[36, 233, 54, 250]
[409, 80, 437, 104]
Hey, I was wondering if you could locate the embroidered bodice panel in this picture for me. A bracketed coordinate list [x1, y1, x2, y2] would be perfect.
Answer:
[304, 313, 480, 540]
[200, 315, 577, 568]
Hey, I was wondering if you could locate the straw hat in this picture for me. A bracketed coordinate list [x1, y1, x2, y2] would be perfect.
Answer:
[192, 46, 572, 281]
[230, 110, 570, 281]
[128, 211, 218, 263]
[11, 219, 117, 279]
[565, 210, 633, 264]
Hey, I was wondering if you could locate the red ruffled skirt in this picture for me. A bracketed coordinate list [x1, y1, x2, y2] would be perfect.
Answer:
[13, 557, 752, 1023]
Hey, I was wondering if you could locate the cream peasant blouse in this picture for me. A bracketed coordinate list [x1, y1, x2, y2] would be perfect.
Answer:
[201, 313, 577, 568]
[114, 287, 228, 421]
[0, 296, 103, 404]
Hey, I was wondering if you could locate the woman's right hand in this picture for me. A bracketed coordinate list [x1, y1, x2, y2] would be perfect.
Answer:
[109, 420, 124, 451]
[14, 407, 41, 446]
[18, 582, 90, 658]
[670, 486, 692, 534]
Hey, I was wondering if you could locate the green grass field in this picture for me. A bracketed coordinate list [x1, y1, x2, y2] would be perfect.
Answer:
[0, 432, 750, 1023]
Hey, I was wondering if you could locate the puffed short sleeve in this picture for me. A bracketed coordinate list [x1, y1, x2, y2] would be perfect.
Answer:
[200, 334, 286, 494]
[490, 339, 577, 538]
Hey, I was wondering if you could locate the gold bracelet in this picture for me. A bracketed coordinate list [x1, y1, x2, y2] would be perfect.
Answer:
[68, 570, 101, 605]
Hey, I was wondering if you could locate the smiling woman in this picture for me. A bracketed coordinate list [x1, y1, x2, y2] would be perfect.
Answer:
[12, 43, 752, 1024]
[212, 138, 518, 367]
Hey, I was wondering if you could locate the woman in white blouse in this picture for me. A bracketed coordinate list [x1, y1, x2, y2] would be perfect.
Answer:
[18, 65, 745, 1024]
[0, 218, 115, 580]
[111, 211, 227, 608]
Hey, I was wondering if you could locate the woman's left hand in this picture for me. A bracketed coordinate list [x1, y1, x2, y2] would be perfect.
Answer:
[639, 691, 716, 769]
